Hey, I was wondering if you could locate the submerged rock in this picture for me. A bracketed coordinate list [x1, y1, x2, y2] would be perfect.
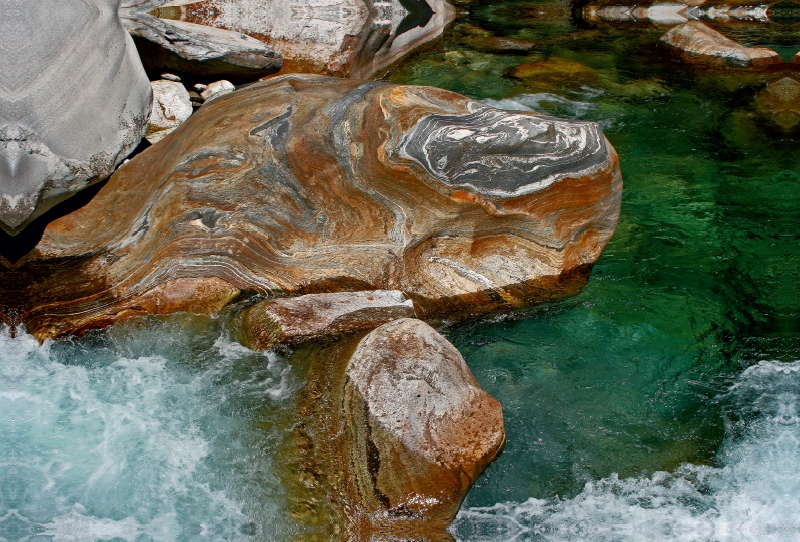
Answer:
[0, 0, 152, 235]
[755, 77, 800, 129]
[660, 21, 782, 68]
[146, 80, 193, 143]
[0, 74, 621, 339]
[241, 290, 416, 350]
[290, 318, 504, 538]
[157, 0, 457, 79]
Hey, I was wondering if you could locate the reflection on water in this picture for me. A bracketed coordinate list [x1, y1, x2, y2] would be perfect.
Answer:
[451, 361, 800, 541]
[0, 317, 300, 542]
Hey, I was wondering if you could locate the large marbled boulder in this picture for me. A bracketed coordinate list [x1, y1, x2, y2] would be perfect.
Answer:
[288, 318, 504, 538]
[660, 21, 782, 69]
[0, 74, 621, 339]
[153, 0, 456, 79]
[0, 0, 152, 235]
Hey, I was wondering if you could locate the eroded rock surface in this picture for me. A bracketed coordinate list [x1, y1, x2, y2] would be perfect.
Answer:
[660, 21, 782, 68]
[0, 0, 152, 234]
[0, 74, 622, 339]
[155, 0, 456, 78]
[241, 290, 416, 350]
[289, 318, 504, 538]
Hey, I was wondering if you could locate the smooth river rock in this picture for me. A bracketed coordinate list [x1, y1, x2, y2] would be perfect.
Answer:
[660, 21, 782, 69]
[146, 79, 193, 143]
[241, 290, 416, 350]
[755, 77, 800, 130]
[289, 318, 504, 538]
[0, 0, 152, 235]
[154, 0, 457, 79]
[0, 74, 622, 340]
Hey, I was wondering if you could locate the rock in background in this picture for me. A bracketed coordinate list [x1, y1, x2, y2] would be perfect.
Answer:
[0, 0, 152, 235]
[0, 74, 622, 340]
[153, 0, 456, 79]
[147, 79, 194, 143]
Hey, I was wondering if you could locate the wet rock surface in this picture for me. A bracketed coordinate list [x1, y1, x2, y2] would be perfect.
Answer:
[241, 290, 416, 350]
[0, 0, 152, 235]
[660, 21, 783, 68]
[155, 0, 457, 78]
[288, 318, 504, 539]
[755, 76, 800, 129]
[0, 74, 621, 339]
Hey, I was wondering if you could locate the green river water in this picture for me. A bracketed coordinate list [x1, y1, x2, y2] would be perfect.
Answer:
[2, 2, 800, 541]
[386, 1, 800, 539]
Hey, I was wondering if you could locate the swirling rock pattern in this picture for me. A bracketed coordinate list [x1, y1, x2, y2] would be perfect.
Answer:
[0, 74, 622, 340]
[0, 0, 151, 234]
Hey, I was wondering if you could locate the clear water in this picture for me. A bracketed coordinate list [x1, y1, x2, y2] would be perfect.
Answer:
[387, 0, 800, 539]
[0, 316, 302, 542]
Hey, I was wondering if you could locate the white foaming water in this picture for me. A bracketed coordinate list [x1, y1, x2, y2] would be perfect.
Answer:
[0, 323, 298, 542]
[451, 361, 800, 542]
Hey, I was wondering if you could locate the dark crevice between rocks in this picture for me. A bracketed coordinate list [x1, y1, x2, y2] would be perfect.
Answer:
[0, 139, 151, 265]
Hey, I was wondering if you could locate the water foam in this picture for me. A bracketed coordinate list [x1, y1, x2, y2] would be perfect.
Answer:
[0, 321, 298, 541]
[451, 361, 800, 542]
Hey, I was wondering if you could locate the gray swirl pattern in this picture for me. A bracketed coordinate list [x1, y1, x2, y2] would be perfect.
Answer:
[399, 106, 611, 197]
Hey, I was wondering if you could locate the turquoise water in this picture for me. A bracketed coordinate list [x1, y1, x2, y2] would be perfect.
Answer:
[0, 317, 301, 541]
[388, 0, 800, 538]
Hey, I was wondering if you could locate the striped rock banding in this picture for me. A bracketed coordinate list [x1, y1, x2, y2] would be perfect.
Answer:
[0, 74, 622, 340]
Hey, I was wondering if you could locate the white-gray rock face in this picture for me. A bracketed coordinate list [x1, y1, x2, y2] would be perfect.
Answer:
[200, 80, 235, 102]
[154, 0, 456, 79]
[146, 80, 193, 143]
[0, 0, 152, 234]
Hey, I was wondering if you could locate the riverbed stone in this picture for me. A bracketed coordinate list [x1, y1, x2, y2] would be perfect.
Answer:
[146, 80, 194, 143]
[343, 318, 505, 530]
[241, 290, 416, 350]
[754, 77, 800, 130]
[0, 0, 152, 235]
[288, 318, 504, 538]
[0, 74, 621, 339]
[200, 80, 235, 101]
[660, 21, 782, 69]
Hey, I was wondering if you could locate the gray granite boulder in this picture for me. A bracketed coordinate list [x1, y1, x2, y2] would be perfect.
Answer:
[0, 0, 152, 234]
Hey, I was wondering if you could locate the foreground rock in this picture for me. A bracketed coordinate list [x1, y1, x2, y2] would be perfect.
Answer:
[241, 290, 415, 350]
[289, 319, 504, 538]
[146, 79, 193, 143]
[660, 21, 782, 69]
[0, 0, 152, 234]
[154, 0, 457, 79]
[0, 74, 622, 339]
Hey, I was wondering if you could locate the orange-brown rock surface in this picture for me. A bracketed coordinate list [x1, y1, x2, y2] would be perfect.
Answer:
[288, 318, 504, 539]
[0, 74, 622, 340]
[660, 21, 782, 69]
